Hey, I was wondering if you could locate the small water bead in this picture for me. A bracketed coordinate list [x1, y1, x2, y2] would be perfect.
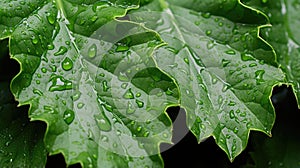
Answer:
[46, 13, 55, 25]
[90, 15, 98, 22]
[62, 57, 73, 71]
[229, 110, 235, 119]
[205, 30, 212, 35]
[95, 114, 112, 132]
[54, 46, 68, 56]
[77, 103, 84, 109]
[241, 53, 255, 61]
[225, 49, 236, 55]
[41, 67, 47, 73]
[201, 12, 211, 18]
[102, 103, 113, 112]
[121, 83, 128, 89]
[228, 101, 236, 106]
[63, 109, 75, 125]
[88, 44, 97, 58]
[136, 100, 144, 108]
[222, 59, 231, 67]
[233, 127, 239, 133]
[102, 80, 109, 92]
[126, 102, 135, 114]
[92, 1, 110, 12]
[31, 36, 38, 44]
[33, 89, 43, 96]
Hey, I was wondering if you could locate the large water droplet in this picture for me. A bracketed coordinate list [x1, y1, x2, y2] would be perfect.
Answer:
[62, 57, 73, 71]
[49, 75, 73, 92]
[63, 109, 75, 125]
[47, 14, 55, 25]
[241, 53, 255, 61]
[123, 88, 134, 99]
[95, 114, 111, 132]
[54, 46, 68, 56]
[255, 70, 265, 84]
[88, 44, 97, 58]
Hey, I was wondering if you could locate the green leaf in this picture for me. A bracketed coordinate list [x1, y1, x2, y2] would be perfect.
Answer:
[243, 0, 300, 107]
[0, 40, 47, 167]
[0, 0, 179, 167]
[130, 0, 285, 161]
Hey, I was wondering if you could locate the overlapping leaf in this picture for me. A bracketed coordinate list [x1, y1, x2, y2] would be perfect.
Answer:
[0, 0, 179, 167]
[130, 0, 285, 160]
[243, 0, 300, 107]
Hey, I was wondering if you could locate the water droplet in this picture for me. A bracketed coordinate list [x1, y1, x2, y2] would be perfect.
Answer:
[49, 75, 73, 92]
[262, 0, 268, 3]
[77, 102, 84, 109]
[62, 57, 73, 71]
[143, 131, 150, 137]
[46, 13, 55, 24]
[233, 127, 239, 133]
[123, 88, 134, 99]
[255, 70, 265, 84]
[222, 59, 231, 67]
[118, 72, 129, 82]
[241, 53, 255, 61]
[36, 80, 40, 84]
[54, 46, 68, 56]
[228, 101, 236, 106]
[102, 103, 113, 112]
[63, 109, 75, 125]
[231, 144, 236, 151]
[95, 114, 111, 132]
[121, 83, 128, 89]
[183, 57, 189, 64]
[194, 21, 200, 25]
[229, 110, 235, 119]
[206, 41, 215, 49]
[126, 102, 135, 114]
[136, 100, 144, 108]
[136, 92, 141, 97]
[31, 36, 38, 44]
[225, 49, 236, 55]
[249, 63, 257, 67]
[116, 44, 129, 52]
[205, 30, 212, 35]
[41, 67, 47, 73]
[33, 89, 43, 96]
[201, 12, 211, 18]
[88, 44, 97, 58]
[102, 80, 109, 92]
[136, 126, 142, 132]
[71, 92, 81, 101]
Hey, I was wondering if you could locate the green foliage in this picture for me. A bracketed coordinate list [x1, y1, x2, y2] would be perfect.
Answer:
[0, 0, 299, 167]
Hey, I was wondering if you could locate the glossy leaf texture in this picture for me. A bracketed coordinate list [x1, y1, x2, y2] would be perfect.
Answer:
[129, 0, 285, 161]
[0, 40, 47, 167]
[243, 0, 300, 107]
[0, 0, 179, 167]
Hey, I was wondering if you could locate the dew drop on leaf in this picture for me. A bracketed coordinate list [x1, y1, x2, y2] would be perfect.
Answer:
[241, 53, 255, 61]
[49, 75, 73, 92]
[46, 14, 55, 25]
[225, 49, 236, 55]
[92, 1, 110, 12]
[136, 99, 144, 108]
[62, 57, 73, 71]
[95, 114, 112, 132]
[201, 12, 211, 18]
[88, 44, 97, 58]
[228, 101, 236, 106]
[31, 36, 38, 44]
[123, 88, 134, 99]
[102, 80, 109, 92]
[54, 46, 68, 56]
[121, 83, 128, 89]
[222, 59, 231, 67]
[255, 70, 265, 84]
[63, 109, 75, 125]
[229, 110, 235, 119]
[233, 127, 239, 133]
[33, 89, 43, 96]
[77, 102, 84, 109]
[126, 102, 135, 114]
[115, 45, 129, 52]
[205, 30, 212, 35]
